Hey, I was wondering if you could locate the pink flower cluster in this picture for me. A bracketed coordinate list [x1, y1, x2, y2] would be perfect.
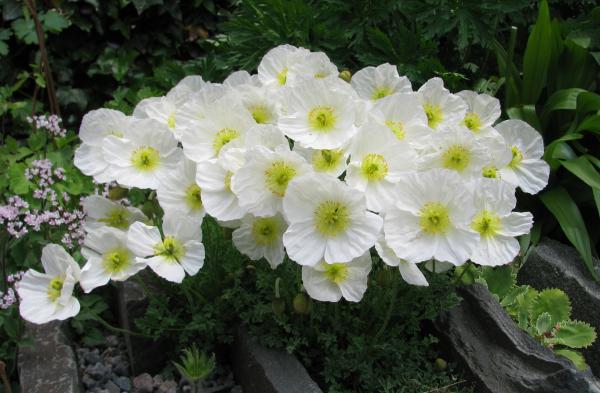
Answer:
[26, 114, 66, 138]
[1, 271, 25, 310]
[25, 159, 67, 206]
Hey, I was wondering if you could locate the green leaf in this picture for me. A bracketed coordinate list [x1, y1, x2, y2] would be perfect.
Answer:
[40, 10, 70, 33]
[531, 288, 572, 326]
[522, 0, 552, 104]
[594, 188, 600, 217]
[536, 312, 553, 335]
[576, 114, 600, 134]
[8, 162, 32, 194]
[560, 156, 600, 190]
[27, 131, 47, 151]
[481, 266, 514, 298]
[540, 187, 597, 281]
[576, 92, 600, 118]
[554, 320, 597, 349]
[11, 18, 37, 45]
[131, 0, 163, 14]
[506, 105, 541, 131]
[554, 349, 588, 370]
[541, 88, 585, 124]
[0, 29, 12, 56]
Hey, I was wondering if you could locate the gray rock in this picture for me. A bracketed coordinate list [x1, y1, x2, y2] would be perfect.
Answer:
[82, 374, 98, 389]
[133, 373, 154, 393]
[231, 327, 322, 393]
[434, 284, 600, 393]
[518, 238, 600, 376]
[86, 362, 111, 382]
[113, 361, 130, 377]
[230, 386, 243, 393]
[113, 376, 132, 391]
[157, 380, 177, 393]
[18, 321, 82, 393]
[105, 380, 121, 393]
[106, 335, 120, 348]
[84, 348, 102, 365]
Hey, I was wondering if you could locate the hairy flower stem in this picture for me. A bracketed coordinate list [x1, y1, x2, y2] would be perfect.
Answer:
[0, 361, 12, 393]
[374, 275, 399, 342]
[116, 282, 136, 376]
[0, 233, 7, 293]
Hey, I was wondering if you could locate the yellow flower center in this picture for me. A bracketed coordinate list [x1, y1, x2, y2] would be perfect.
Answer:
[482, 165, 498, 179]
[131, 146, 160, 172]
[312, 149, 344, 172]
[251, 217, 280, 245]
[323, 262, 349, 284]
[185, 184, 203, 211]
[371, 86, 393, 100]
[361, 153, 388, 181]
[98, 207, 130, 229]
[419, 202, 451, 234]
[314, 72, 328, 79]
[471, 210, 501, 238]
[314, 201, 350, 237]
[385, 120, 405, 140]
[47, 277, 64, 302]
[103, 248, 131, 273]
[424, 103, 443, 128]
[213, 128, 240, 155]
[265, 160, 298, 197]
[463, 112, 482, 132]
[277, 68, 288, 85]
[508, 146, 523, 169]
[442, 144, 471, 172]
[154, 236, 185, 263]
[167, 112, 176, 129]
[224, 171, 233, 192]
[250, 106, 271, 124]
[308, 106, 336, 132]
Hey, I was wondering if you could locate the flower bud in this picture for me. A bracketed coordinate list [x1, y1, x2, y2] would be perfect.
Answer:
[293, 293, 311, 315]
[339, 70, 352, 83]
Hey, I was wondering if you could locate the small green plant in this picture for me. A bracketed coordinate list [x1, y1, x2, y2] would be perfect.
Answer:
[459, 265, 597, 370]
[173, 345, 215, 393]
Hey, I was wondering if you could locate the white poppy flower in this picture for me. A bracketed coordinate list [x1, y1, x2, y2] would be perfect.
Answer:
[74, 109, 133, 183]
[478, 131, 513, 180]
[80, 227, 146, 292]
[224, 70, 261, 88]
[456, 90, 501, 135]
[195, 159, 247, 221]
[102, 118, 181, 189]
[157, 158, 205, 219]
[417, 77, 467, 130]
[301, 252, 372, 302]
[288, 51, 339, 84]
[173, 84, 227, 140]
[236, 84, 280, 125]
[383, 169, 479, 265]
[292, 144, 348, 178]
[282, 173, 382, 266]
[180, 96, 256, 163]
[496, 120, 550, 194]
[278, 78, 359, 149]
[232, 213, 288, 269]
[167, 75, 208, 101]
[420, 126, 489, 178]
[127, 211, 205, 283]
[258, 44, 310, 89]
[83, 195, 148, 232]
[17, 244, 81, 324]
[469, 179, 533, 266]
[244, 124, 290, 151]
[375, 237, 428, 286]
[351, 63, 412, 101]
[346, 124, 419, 212]
[232, 146, 312, 216]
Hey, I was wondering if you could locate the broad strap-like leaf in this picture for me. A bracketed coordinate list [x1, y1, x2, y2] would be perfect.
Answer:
[522, 0, 553, 104]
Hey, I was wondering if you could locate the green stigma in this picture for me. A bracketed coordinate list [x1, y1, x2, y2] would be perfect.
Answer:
[361, 153, 388, 181]
[323, 262, 349, 284]
[463, 112, 482, 132]
[103, 248, 131, 273]
[371, 86, 393, 100]
[224, 171, 233, 192]
[99, 207, 130, 230]
[251, 106, 271, 124]
[482, 165, 498, 179]
[277, 68, 288, 85]
[314, 200, 350, 237]
[314, 72, 328, 79]
[131, 146, 160, 172]
[251, 217, 280, 245]
[47, 277, 64, 302]
[312, 149, 344, 172]
[508, 146, 523, 169]
[213, 128, 240, 155]
[154, 236, 185, 263]
[424, 103, 443, 128]
[167, 112, 176, 129]
[385, 120, 405, 140]
[419, 202, 451, 234]
[308, 106, 336, 132]
[185, 184, 203, 211]
[471, 210, 501, 238]
[265, 160, 297, 197]
[442, 144, 471, 172]
[108, 129, 124, 138]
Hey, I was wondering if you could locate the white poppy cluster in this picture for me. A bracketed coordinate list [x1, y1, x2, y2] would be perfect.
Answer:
[17, 45, 550, 323]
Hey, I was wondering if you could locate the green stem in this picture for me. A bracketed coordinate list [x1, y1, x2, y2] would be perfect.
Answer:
[454, 263, 470, 285]
[0, 233, 7, 293]
[89, 313, 150, 338]
[373, 275, 399, 342]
